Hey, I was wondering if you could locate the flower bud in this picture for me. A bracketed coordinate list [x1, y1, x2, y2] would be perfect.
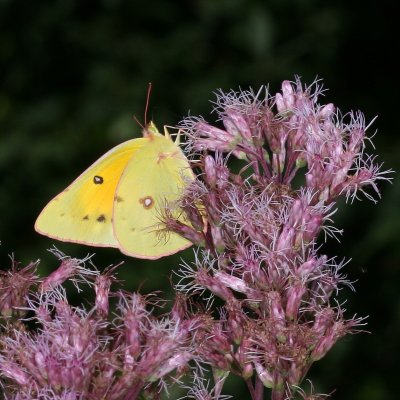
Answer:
[254, 361, 273, 388]
[211, 225, 225, 253]
[285, 282, 306, 320]
[196, 268, 233, 301]
[313, 308, 335, 336]
[95, 273, 113, 318]
[165, 218, 205, 247]
[311, 321, 345, 361]
[267, 291, 286, 336]
[204, 155, 217, 188]
[319, 103, 335, 119]
[276, 227, 295, 252]
[41, 258, 80, 291]
[297, 255, 326, 277]
[275, 80, 295, 113]
[0, 360, 31, 386]
[0, 261, 38, 316]
[226, 302, 245, 344]
[223, 109, 252, 141]
[242, 363, 254, 380]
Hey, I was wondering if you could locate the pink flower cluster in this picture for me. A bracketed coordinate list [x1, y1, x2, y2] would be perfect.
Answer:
[0, 253, 199, 399]
[0, 79, 390, 399]
[171, 79, 389, 399]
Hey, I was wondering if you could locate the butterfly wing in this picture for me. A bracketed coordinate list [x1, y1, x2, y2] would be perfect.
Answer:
[113, 134, 193, 259]
[35, 138, 146, 247]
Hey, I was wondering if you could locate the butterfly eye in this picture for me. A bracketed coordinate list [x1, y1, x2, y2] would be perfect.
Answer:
[93, 175, 104, 184]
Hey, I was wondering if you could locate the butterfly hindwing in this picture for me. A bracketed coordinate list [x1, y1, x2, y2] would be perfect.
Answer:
[113, 134, 194, 259]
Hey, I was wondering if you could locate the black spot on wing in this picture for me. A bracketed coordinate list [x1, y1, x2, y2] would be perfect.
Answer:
[83, 215, 89, 220]
[97, 214, 106, 223]
[93, 175, 104, 184]
[114, 195, 124, 203]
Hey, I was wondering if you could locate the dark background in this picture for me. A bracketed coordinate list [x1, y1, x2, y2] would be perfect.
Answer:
[0, 0, 399, 398]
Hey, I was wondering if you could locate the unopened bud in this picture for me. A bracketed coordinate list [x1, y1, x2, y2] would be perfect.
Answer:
[223, 109, 252, 141]
[211, 225, 225, 252]
[95, 274, 113, 318]
[204, 155, 217, 188]
[242, 363, 254, 379]
[297, 256, 326, 277]
[41, 258, 79, 291]
[312, 321, 345, 361]
[313, 308, 335, 336]
[166, 219, 205, 247]
[275, 81, 295, 113]
[319, 103, 335, 119]
[254, 361, 273, 388]
[0, 361, 31, 386]
[285, 282, 306, 320]
[268, 291, 285, 331]
[196, 268, 233, 302]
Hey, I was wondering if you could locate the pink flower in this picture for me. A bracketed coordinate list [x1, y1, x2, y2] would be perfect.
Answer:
[172, 78, 390, 399]
[0, 78, 391, 400]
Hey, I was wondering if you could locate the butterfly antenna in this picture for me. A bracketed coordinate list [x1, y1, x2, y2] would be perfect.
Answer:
[132, 115, 144, 129]
[144, 82, 152, 126]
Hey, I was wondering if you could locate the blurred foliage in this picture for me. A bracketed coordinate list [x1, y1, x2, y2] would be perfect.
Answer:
[0, 0, 399, 398]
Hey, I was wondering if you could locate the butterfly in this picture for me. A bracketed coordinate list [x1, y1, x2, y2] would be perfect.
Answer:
[35, 122, 194, 259]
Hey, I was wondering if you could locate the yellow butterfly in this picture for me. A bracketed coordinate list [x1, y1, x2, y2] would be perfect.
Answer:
[35, 122, 194, 259]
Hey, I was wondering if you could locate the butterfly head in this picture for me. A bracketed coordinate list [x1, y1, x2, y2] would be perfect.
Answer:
[143, 121, 162, 139]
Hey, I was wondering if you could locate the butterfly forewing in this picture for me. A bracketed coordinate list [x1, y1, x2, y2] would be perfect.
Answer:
[35, 138, 146, 247]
